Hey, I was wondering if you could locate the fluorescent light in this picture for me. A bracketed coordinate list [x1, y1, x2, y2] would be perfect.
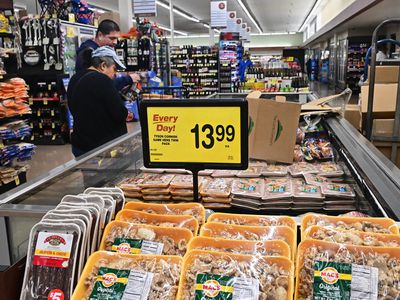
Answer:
[236, 0, 262, 33]
[251, 32, 291, 36]
[214, 29, 221, 33]
[158, 24, 188, 36]
[203, 24, 210, 29]
[156, 1, 200, 23]
[298, 0, 322, 32]
[172, 34, 212, 39]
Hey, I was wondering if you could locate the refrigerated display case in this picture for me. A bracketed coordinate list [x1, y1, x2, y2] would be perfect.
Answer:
[0, 100, 400, 298]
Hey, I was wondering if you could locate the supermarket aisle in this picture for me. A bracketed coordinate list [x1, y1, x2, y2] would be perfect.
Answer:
[26, 122, 142, 182]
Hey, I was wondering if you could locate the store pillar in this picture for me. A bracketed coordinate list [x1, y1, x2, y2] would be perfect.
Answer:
[118, 0, 133, 33]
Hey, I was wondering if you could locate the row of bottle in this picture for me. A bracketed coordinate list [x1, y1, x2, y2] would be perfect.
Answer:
[246, 67, 303, 80]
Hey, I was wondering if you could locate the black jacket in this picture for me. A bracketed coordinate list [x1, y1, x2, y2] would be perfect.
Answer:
[67, 70, 128, 152]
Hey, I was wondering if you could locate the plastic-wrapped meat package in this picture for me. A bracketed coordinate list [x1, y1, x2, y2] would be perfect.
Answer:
[304, 225, 400, 247]
[261, 164, 289, 177]
[289, 162, 318, 177]
[115, 209, 199, 235]
[138, 174, 175, 188]
[176, 250, 294, 300]
[236, 166, 263, 178]
[208, 212, 296, 232]
[85, 188, 126, 215]
[100, 221, 193, 256]
[321, 182, 356, 199]
[20, 223, 81, 300]
[124, 202, 206, 226]
[293, 145, 304, 162]
[303, 173, 329, 186]
[295, 240, 400, 300]
[292, 179, 324, 200]
[301, 213, 399, 239]
[187, 236, 291, 258]
[72, 251, 182, 300]
[263, 178, 293, 200]
[200, 178, 233, 198]
[317, 162, 344, 177]
[200, 222, 296, 260]
[231, 178, 264, 199]
[211, 170, 238, 178]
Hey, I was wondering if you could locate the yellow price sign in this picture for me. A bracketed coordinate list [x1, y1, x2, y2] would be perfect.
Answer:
[141, 100, 248, 169]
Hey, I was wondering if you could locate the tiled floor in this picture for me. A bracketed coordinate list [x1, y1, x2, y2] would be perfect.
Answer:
[26, 122, 141, 182]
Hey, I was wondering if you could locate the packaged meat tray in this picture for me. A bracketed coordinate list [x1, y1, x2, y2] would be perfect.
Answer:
[303, 173, 329, 186]
[200, 178, 233, 197]
[100, 221, 193, 256]
[72, 251, 182, 300]
[211, 170, 238, 177]
[261, 164, 289, 177]
[20, 223, 81, 300]
[301, 213, 399, 238]
[295, 239, 400, 300]
[231, 178, 264, 199]
[263, 178, 293, 200]
[200, 222, 296, 260]
[289, 162, 318, 177]
[317, 162, 345, 177]
[176, 250, 294, 300]
[208, 212, 296, 232]
[141, 188, 170, 195]
[138, 174, 175, 188]
[321, 182, 356, 198]
[304, 225, 400, 247]
[124, 202, 205, 226]
[201, 196, 231, 203]
[187, 236, 291, 258]
[118, 173, 146, 192]
[169, 175, 195, 189]
[115, 209, 199, 235]
[236, 166, 263, 178]
[202, 202, 231, 209]
[292, 179, 324, 200]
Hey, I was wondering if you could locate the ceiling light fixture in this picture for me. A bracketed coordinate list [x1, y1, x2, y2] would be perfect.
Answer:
[235, 0, 263, 33]
[156, 1, 200, 23]
[158, 24, 188, 36]
[298, 0, 321, 32]
[203, 23, 211, 29]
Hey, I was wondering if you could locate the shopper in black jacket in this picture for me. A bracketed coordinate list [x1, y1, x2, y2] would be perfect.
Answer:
[68, 46, 128, 157]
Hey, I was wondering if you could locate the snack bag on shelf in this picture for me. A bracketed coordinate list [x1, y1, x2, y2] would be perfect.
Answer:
[176, 250, 294, 300]
[72, 251, 182, 300]
[100, 221, 193, 256]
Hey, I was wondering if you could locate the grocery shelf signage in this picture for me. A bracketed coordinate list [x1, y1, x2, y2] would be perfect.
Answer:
[140, 99, 248, 170]
[210, 1, 227, 29]
[236, 18, 242, 33]
[224, 11, 238, 33]
[133, 0, 156, 17]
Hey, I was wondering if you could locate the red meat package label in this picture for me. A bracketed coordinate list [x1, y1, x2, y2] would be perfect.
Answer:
[33, 232, 74, 268]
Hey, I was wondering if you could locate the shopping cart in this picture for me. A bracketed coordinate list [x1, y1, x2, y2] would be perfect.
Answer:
[140, 86, 190, 100]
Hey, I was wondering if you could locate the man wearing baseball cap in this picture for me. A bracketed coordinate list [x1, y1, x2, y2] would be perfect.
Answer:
[67, 46, 129, 157]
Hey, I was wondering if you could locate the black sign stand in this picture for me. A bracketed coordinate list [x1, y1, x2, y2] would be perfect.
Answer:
[140, 99, 249, 202]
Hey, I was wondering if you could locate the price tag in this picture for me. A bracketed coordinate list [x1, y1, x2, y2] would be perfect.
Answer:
[43, 100, 48, 105]
[15, 177, 20, 186]
[140, 99, 248, 169]
[37, 111, 41, 117]
[51, 110, 55, 117]
[29, 99, 33, 105]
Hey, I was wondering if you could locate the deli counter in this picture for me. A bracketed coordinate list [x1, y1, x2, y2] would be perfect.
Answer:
[0, 97, 400, 298]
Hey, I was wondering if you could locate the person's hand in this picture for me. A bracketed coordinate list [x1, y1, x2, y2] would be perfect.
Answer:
[129, 73, 141, 83]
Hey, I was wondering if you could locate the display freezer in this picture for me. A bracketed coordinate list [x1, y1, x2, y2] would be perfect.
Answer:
[0, 99, 399, 298]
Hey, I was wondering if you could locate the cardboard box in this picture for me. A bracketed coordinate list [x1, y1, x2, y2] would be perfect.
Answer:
[372, 119, 400, 168]
[98, 12, 120, 26]
[344, 104, 361, 130]
[367, 66, 400, 84]
[360, 83, 399, 113]
[247, 91, 301, 164]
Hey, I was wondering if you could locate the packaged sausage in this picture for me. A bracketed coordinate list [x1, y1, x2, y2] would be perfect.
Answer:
[317, 162, 345, 177]
[321, 182, 356, 199]
[208, 212, 296, 232]
[236, 166, 263, 178]
[187, 236, 291, 258]
[72, 251, 182, 300]
[100, 221, 193, 256]
[20, 223, 81, 300]
[200, 222, 296, 260]
[292, 179, 324, 200]
[289, 162, 318, 177]
[116, 209, 199, 235]
[200, 178, 233, 198]
[261, 164, 289, 177]
[304, 225, 400, 247]
[263, 178, 293, 200]
[231, 178, 264, 199]
[301, 213, 399, 238]
[295, 239, 400, 300]
[176, 250, 294, 300]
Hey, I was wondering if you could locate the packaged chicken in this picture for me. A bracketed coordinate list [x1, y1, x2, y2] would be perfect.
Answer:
[236, 166, 263, 178]
[303, 173, 329, 186]
[200, 222, 296, 260]
[118, 173, 147, 192]
[321, 182, 356, 199]
[138, 174, 175, 188]
[100, 221, 193, 256]
[211, 170, 238, 178]
[116, 209, 199, 235]
[187, 236, 291, 258]
[261, 164, 289, 177]
[305, 225, 400, 247]
[124, 202, 205, 226]
[289, 162, 318, 177]
[317, 162, 345, 177]
[231, 178, 264, 199]
[263, 178, 293, 200]
[295, 239, 400, 300]
[72, 251, 182, 300]
[301, 213, 399, 238]
[200, 178, 233, 197]
[292, 179, 324, 200]
[177, 250, 294, 300]
[169, 175, 195, 189]
[208, 212, 296, 232]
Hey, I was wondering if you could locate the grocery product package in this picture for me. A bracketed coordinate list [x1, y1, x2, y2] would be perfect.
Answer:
[116, 209, 199, 235]
[231, 178, 264, 199]
[124, 202, 205, 226]
[72, 251, 182, 300]
[20, 222, 81, 300]
[200, 222, 296, 260]
[295, 239, 400, 299]
[301, 213, 399, 239]
[187, 236, 291, 258]
[100, 221, 193, 256]
[176, 250, 294, 299]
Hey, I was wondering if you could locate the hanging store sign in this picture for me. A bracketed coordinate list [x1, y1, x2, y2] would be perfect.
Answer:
[210, 1, 227, 29]
[241, 22, 247, 40]
[140, 99, 248, 169]
[236, 18, 243, 33]
[245, 26, 251, 42]
[223, 11, 238, 32]
[133, 0, 157, 17]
